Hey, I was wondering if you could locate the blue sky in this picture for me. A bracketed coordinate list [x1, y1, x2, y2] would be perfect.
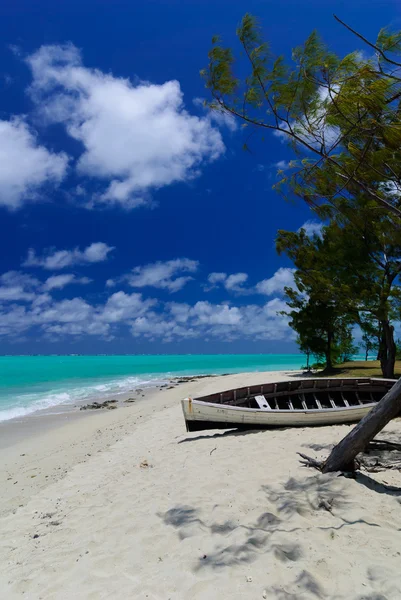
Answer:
[0, 0, 399, 354]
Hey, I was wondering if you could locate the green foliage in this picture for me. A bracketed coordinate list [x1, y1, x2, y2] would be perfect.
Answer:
[203, 14, 401, 377]
[203, 14, 401, 222]
[276, 209, 401, 375]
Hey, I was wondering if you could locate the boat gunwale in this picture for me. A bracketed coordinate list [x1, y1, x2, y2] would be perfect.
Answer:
[191, 377, 395, 402]
[183, 397, 377, 414]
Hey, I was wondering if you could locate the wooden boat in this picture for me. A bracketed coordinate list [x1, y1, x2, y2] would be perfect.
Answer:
[181, 377, 396, 432]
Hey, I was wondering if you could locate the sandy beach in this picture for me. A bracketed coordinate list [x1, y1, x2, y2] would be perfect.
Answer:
[1, 369, 401, 599]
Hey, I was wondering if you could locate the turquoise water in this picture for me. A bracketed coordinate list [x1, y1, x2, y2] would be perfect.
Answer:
[0, 354, 306, 422]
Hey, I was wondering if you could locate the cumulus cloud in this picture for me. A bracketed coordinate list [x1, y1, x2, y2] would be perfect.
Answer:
[100, 291, 156, 323]
[206, 272, 250, 294]
[255, 267, 296, 296]
[130, 298, 291, 343]
[298, 220, 323, 238]
[0, 271, 40, 302]
[275, 160, 291, 170]
[125, 258, 199, 293]
[43, 274, 91, 291]
[27, 44, 225, 209]
[23, 242, 114, 270]
[192, 97, 237, 131]
[0, 118, 68, 209]
[0, 273, 292, 343]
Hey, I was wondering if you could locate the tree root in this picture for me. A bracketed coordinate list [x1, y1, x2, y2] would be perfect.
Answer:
[297, 452, 358, 473]
[367, 439, 401, 452]
[360, 460, 401, 473]
[297, 453, 324, 471]
[298, 444, 401, 474]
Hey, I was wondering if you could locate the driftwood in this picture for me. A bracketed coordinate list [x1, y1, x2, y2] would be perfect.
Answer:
[321, 377, 401, 473]
[298, 436, 401, 473]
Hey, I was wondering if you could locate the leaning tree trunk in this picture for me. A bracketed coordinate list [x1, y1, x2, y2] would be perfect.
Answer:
[323, 377, 401, 472]
[380, 321, 396, 379]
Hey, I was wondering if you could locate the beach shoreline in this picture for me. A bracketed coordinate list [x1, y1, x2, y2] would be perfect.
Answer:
[1, 368, 401, 599]
[0, 369, 300, 515]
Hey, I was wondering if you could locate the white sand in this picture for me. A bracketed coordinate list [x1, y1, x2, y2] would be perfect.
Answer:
[1, 370, 401, 599]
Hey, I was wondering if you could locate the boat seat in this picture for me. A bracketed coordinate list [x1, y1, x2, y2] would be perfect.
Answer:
[254, 395, 271, 410]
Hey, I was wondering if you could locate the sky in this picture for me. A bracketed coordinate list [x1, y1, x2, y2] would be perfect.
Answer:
[0, 0, 399, 355]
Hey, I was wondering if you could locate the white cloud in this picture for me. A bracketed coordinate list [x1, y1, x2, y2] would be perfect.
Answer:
[275, 160, 291, 170]
[225, 273, 248, 293]
[298, 220, 323, 238]
[191, 301, 242, 325]
[0, 118, 68, 209]
[0, 286, 35, 302]
[207, 272, 227, 286]
[100, 291, 156, 323]
[0, 262, 295, 343]
[43, 274, 91, 291]
[126, 258, 199, 292]
[0, 279, 293, 343]
[255, 267, 296, 296]
[193, 97, 237, 132]
[27, 44, 225, 209]
[206, 271, 250, 294]
[38, 297, 94, 324]
[0, 271, 40, 302]
[24, 242, 114, 270]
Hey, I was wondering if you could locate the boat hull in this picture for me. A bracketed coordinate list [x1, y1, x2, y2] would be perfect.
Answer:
[182, 398, 375, 431]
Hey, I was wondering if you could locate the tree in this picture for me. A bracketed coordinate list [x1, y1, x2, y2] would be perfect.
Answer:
[203, 14, 401, 472]
[360, 329, 378, 361]
[337, 326, 358, 363]
[277, 205, 401, 378]
[285, 294, 342, 369]
[297, 336, 312, 371]
[202, 14, 401, 222]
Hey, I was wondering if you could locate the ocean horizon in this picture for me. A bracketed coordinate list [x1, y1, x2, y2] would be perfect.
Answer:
[0, 353, 307, 422]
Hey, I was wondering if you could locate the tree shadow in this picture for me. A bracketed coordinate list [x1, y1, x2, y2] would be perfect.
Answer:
[355, 472, 401, 498]
[265, 569, 326, 599]
[158, 473, 401, 597]
[261, 473, 351, 518]
[302, 433, 401, 493]
[302, 442, 335, 452]
[158, 502, 303, 570]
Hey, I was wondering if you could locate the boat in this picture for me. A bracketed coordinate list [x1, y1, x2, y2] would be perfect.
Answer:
[181, 377, 396, 432]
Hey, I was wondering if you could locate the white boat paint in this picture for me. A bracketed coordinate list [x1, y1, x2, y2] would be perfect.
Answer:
[181, 377, 396, 431]
[182, 397, 374, 428]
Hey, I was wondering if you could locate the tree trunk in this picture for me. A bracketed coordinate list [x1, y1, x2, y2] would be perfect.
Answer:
[379, 321, 396, 379]
[323, 377, 401, 473]
[365, 346, 368, 362]
[325, 331, 333, 369]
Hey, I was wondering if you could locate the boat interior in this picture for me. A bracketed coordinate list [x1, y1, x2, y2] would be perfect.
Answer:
[193, 378, 394, 411]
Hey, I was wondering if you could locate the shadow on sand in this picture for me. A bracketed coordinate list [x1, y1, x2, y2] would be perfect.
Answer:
[157, 472, 398, 598]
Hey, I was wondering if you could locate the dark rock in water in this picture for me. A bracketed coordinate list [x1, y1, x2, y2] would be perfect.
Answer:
[107, 405, 117, 410]
[124, 397, 136, 403]
[80, 399, 118, 411]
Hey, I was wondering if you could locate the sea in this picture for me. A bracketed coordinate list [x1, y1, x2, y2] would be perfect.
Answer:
[0, 354, 306, 422]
